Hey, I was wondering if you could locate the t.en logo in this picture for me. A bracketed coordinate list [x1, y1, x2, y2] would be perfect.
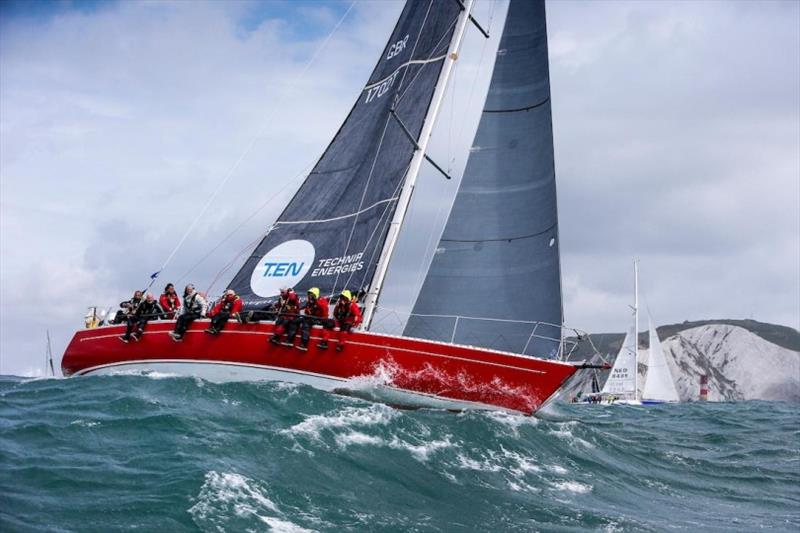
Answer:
[250, 239, 315, 297]
[262, 262, 305, 277]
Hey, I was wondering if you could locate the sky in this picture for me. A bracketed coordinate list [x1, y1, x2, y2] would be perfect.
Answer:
[1, 0, 798, 376]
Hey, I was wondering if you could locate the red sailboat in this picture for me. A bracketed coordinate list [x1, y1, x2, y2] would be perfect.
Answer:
[62, 0, 598, 415]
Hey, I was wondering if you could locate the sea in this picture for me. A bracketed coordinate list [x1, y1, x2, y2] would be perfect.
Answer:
[1, 374, 797, 532]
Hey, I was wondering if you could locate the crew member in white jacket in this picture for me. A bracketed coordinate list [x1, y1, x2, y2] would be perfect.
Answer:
[169, 284, 207, 342]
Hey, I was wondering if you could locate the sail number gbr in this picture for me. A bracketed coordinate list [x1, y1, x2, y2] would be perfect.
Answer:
[364, 35, 409, 104]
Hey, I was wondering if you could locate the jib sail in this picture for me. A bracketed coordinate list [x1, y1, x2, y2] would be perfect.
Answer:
[404, 0, 564, 358]
[227, 0, 463, 309]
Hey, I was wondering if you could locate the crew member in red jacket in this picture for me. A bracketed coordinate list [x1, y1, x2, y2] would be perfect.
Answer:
[205, 289, 243, 335]
[159, 283, 182, 319]
[296, 287, 331, 351]
[332, 290, 362, 352]
[269, 287, 300, 346]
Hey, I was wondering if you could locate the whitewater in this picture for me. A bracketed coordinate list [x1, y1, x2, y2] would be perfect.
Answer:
[1, 374, 797, 532]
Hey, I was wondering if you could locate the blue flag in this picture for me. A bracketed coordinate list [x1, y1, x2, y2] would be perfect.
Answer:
[150, 271, 160, 280]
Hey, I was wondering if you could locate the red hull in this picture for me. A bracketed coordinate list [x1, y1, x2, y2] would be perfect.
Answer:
[62, 320, 577, 414]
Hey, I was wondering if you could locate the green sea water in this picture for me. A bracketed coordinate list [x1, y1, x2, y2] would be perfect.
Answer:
[1, 374, 798, 532]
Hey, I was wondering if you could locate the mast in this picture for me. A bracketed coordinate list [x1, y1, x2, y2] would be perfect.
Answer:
[362, 0, 476, 328]
[46, 329, 55, 377]
[634, 258, 639, 400]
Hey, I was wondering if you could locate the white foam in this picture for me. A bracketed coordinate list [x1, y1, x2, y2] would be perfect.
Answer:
[456, 453, 504, 472]
[69, 419, 100, 428]
[484, 410, 539, 435]
[189, 470, 317, 531]
[546, 464, 568, 475]
[553, 480, 592, 494]
[335, 431, 384, 448]
[106, 369, 182, 379]
[387, 436, 453, 462]
[283, 405, 397, 440]
[258, 515, 315, 533]
[549, 421, 594, 449]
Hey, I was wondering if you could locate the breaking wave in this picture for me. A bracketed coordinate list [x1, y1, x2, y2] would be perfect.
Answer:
[1, 374, 798, 531]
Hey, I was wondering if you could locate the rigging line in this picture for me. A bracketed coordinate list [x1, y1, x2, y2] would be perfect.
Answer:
[176, 159, 315, 283]
[440, 222, 558, 243]
[391, 0, 436, 103]
[408, 0, 495, 309]
[275, 195, 399, 226]
[327, 0, 435, 294]
[148, 0, 357, 284]
[338, 167, 409, 293]
[338, 2, 449, 295]
[363, 55, 447, 91]
[331, 0, 437, 285]
[330, 111, 394, 293]
[204, 233, 267, 296]
[394, 15, 458, 106]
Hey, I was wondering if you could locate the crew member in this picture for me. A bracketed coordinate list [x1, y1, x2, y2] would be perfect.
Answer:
[159, 283, 182, 319]
[205, 289, 243, 335]
[297, 287, 331, 351]
[269, 287, 300, 346]
[119, 293, 164, 343]
[170, 284, 207, 341]
[332, 290, 362, 352]
[111, 290, 143, 325]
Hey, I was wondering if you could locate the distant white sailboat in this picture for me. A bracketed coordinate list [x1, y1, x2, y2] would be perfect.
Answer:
[641, 317, 680, 404]
[598, 260, 641, 404]
[597, 260, 679, 405]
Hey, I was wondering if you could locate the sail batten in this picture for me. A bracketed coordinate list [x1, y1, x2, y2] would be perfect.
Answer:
[404, 0, 562, 358]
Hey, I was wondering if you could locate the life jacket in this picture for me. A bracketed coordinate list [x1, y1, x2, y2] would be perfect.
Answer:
[160, 293, 180, 312]
[184, 292, 202, 313]
[304, 296, 329, 319]
[334, 301, 361, 326]
[220, 296, 240, 313]
[136, 300, 162, 319]
[275, 291, 299, 315]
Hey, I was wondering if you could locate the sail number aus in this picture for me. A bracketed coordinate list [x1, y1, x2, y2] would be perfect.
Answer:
[365, 70, 399, 104]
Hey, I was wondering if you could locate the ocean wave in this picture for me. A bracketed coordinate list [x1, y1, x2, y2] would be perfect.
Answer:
[1, 376, 798, 532]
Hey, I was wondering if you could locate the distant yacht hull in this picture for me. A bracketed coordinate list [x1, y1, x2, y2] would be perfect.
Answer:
[62, 321, 579, 415]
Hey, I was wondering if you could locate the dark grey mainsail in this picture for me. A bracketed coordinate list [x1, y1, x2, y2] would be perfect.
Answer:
[227, 0, 463, 309]
[404, 0, 563, 358]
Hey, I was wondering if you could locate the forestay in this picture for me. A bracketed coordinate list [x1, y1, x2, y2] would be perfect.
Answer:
[404, 0, 563, 358]
[227, 0, 462, 309]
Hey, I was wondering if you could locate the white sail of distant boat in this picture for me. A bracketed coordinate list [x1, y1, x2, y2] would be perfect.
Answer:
[641, 317, 680, 404]
[597, 260, 680, 405]
[600, 324, 639, 403]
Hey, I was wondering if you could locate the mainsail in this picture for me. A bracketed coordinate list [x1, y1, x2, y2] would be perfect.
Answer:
[404, 0, 563, 357]
[641, 318, 680, 403]
[228, 0, 463, 309]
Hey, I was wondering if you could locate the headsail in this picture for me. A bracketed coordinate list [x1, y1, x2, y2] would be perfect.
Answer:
[601, 325, 639, 400]
[227, 0, 463, 308]
[641, 318, 680, 403]
[404, 0, 562, 357]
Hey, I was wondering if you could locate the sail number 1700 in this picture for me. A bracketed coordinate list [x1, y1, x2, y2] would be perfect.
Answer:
[365, 70, 399, 104]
